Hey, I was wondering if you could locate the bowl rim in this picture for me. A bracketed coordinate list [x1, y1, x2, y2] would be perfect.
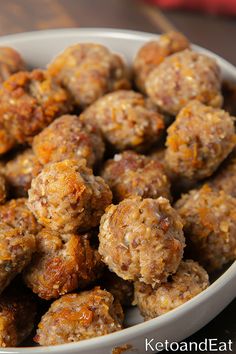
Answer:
[0, 27, 235, 353]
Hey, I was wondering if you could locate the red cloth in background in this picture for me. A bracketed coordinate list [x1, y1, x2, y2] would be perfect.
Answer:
[146, 0, 236, 15]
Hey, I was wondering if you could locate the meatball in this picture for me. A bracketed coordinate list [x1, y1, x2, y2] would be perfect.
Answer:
[28, 159, 112, 233]
[0, 285, 36, 347]
[133, 31, 189, 93]
[4, 149, 42, 197]
[222, 80, 236, 116]
[24, 229, 104, 300]
[101, 151, 171, 202]
[81, 90, 165, 152]
[209, 149, 236, 198]
[34, 287, 124, 345]
[0, 223, 36, 293]
[134, 260, 209, 320]
[0, 198, 41, 235]
[0, 69, 72, 154]
[32, 114, 104, 168]
[175, 184, 236, 271]
[102, 271, 134, 307]
[165, 100, 235, 180]
[98, 196, 185, 287]
[0, 47, 25, 84]
[146, 49, 223, 115]
[48, 43, 130, 108]
[0, 174, 7, 204]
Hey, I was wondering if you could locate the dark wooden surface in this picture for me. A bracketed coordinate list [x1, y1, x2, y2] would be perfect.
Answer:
[0, 1, 235, 352]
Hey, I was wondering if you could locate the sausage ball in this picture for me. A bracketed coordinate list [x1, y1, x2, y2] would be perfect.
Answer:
[32, 114, 104, 168]
[0, 69, 72, 154]
[209, 149, 236, 198]
[0, 47, 25, 84]
[102, 271, 134, 307]
[101, 150, 171, 202]
[0, 198, 42, 235]
[0, 174, 7, 204]
[28, 159, 112, 233]
[133, 31, 189, 93]
[81, 90, 165, 152]
[34, 287, 124, 345]
[24, 229, 104, 300]
[48, 43, 130, 108]
[4, 149, 42, 197]
[175, 184, 236, 271]
[134, 260, 209, 320]
[98, 197, 185, 287]
[146, 49, 223, 115]
[165, 100, 235, 180]
[0, 223, 36, 293]
[0, 286, 36, 347]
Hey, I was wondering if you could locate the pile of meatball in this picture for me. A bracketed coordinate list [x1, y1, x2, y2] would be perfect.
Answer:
[0, 31, 235, 347]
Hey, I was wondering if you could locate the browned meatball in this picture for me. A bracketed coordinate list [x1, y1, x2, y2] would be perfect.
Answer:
[133, 31, 189, 93]
[165, 101, 235, 180]
[0, 174, 7, 204]
[4, 149, 42, 197]
[0, 69, 72, 154]
[24, 229, 103, 300]
[0, 285, 36, 347]
[32, 114, 104, 167]
[101, 151, 171, 202]
[34, 287, 124, 345]
[146, 49, 223, 115]
[81, 90, 165, 152]
[98, 197, 185, 287]
[0, 198, 42, 235]
[175, 184, 236, 271]
[102, 271, 134, 307]
[28, 159, 112, 233]
[209, 149, 236, 198]
[0, 47, 25, 84]
[48, 43, 130, 108]
[0, 223, 36, 293]
[134, 260, 209, 320]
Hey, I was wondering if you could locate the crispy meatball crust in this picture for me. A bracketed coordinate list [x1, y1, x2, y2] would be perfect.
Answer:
[98, 197, 185, 286]
[134, 260, 209, 320]
[28, 159, 112, 233]
[101, 151, 171, 202]
[209, 149, 236, 198]
[0, 287, 36, 347]
[146, 49, 223, 115]
[0, 198, 42, 235]
[133, 31, 189, 93]
[34, 287, 124, 345]
[24, 229, 104, 300]
[0, 223, 36, 293]
[165, 100, 235, 180]
[32, 114, 104, 167]
[175, 184, 236, 271]
[0, 174, 7, 204]
[48, 43, 130, 107]
[0, 47, 25, 84]
[0, 69, 72, 154]
[102, 271, 134, 307]
[81, 90, 165, 152]
[4, 149, 42, 197]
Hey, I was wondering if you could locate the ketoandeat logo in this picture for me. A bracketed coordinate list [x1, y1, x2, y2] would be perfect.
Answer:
[145, 338, 233, 352]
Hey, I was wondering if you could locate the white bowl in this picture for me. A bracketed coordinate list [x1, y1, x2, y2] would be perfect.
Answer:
[0, 28, 235, 354]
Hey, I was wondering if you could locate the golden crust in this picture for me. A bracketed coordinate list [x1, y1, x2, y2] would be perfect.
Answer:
[34, 287, 124, 345]
[0, 69, 72, 154]
[134, 260, 209, 319]
[0, 174, 7, 204]
[0, 47, 26, 84]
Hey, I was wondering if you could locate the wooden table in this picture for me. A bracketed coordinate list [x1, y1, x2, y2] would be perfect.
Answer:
[1, 0, 235, 352]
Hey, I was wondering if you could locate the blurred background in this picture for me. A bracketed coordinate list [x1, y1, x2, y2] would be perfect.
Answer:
[1, 0, 235, 352]
[1, 0, 236, 65]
